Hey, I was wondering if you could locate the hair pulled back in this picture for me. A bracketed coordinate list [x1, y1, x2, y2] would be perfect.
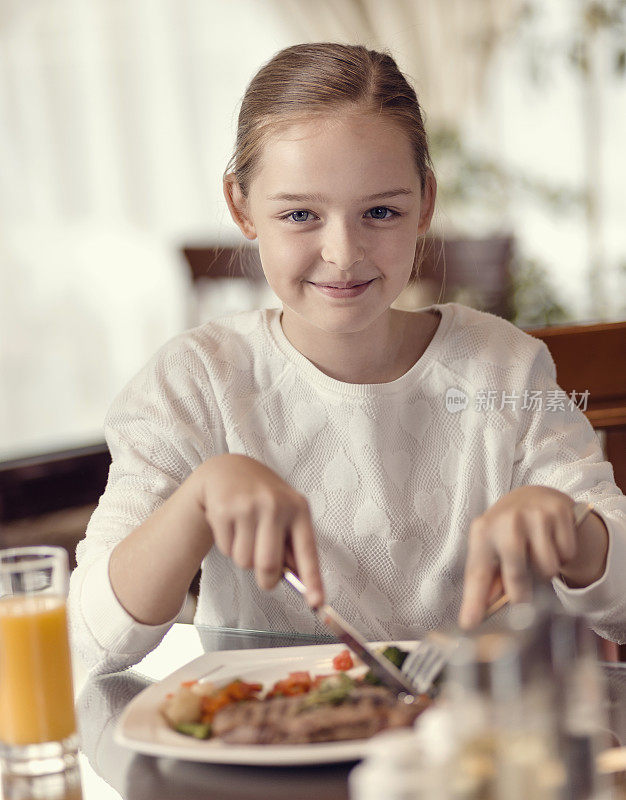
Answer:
[224, 42, 433, 197]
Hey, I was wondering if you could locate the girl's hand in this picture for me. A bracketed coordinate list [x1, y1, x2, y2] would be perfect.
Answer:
[459, 485, 609, 629]
[192, 454, 324, 608]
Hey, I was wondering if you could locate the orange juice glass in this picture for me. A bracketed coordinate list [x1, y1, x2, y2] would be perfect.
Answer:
[0, 547, 78, 776]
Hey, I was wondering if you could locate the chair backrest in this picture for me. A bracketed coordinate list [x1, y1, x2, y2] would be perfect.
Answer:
[524, 320, 626, 493]
[0, 444, 111, 523]
[419, 236, 514, 318]
[181, 246, 263, 282]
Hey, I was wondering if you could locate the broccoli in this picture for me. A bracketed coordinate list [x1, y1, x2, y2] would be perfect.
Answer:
[380, 646, 408, 669]
[299, 673, 355, 710]
[363, 645, 409, 684]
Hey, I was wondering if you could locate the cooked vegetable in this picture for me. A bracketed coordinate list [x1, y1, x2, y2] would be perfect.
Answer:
[332, 649, 354, 671]
[175, 722, 212, 739]
[266, 671, 314, 698]
[199, 679, 263, 723]
[362, 645, 410, 685]
[381, 646, 409, 669]
[300, 673, 355, 709]
[160, 685, 203, 727]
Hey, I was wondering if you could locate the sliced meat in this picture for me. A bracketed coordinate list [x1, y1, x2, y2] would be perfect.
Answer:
[212, 695, 299, 744]
[211, 685, 429, 745]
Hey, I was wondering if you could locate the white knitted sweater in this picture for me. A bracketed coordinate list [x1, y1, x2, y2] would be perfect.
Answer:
[69, 303, 626, 672]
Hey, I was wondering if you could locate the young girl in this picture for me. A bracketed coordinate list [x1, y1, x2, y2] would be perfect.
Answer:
[69, 43, 626, 673]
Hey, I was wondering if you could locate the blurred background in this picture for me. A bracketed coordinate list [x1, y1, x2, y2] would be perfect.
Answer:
[2, 0, 626, 459]
[1, 1, 625, 558]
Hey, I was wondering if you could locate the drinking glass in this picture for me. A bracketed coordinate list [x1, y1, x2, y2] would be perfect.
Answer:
[0, 547, 78, 776]
[1, 765, 83, 800]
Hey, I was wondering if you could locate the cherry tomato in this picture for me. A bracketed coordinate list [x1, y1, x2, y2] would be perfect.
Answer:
[332, 649, 354, 671]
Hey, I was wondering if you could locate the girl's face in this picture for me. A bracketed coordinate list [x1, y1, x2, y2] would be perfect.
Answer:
[225, 112, 436, 340]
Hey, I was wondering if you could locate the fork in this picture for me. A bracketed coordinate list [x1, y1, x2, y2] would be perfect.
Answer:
[401, 593, 509, 695]
[402, 500, 595, 695]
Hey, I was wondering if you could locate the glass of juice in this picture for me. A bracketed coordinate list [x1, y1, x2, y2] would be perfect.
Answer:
[0, 547, 78, 776]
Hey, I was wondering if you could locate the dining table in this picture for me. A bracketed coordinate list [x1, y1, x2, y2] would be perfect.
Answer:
[73, 624, 359, 800]
[12, 623, 626, 800]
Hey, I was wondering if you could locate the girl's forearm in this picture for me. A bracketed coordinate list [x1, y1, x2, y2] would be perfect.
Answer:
[108, 473, 212, 625]
[559, 510, 609, 588]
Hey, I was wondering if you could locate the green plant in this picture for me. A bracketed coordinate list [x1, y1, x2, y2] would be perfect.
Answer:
[429, 125, 584, 220]
[509, 255, 572, 327]
[428, 125, 578, 324]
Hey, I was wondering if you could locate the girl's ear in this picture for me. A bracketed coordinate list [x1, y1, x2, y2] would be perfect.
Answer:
[417, 169, 437, 235]
[223, 174, 257, 240]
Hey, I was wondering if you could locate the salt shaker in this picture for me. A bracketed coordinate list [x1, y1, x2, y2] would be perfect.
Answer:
[549, 610, 613, 800]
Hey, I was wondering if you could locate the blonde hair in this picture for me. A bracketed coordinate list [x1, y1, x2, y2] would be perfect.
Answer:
[224, 42, 432, 197]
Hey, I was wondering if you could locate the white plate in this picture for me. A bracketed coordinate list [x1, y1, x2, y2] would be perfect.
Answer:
[115, 640, 418, 766]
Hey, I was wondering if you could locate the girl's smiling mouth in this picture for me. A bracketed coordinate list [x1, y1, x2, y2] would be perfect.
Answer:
[308, 278, 376, 298]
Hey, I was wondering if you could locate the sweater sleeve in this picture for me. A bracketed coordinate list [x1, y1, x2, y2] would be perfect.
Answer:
[510, 341, 626, 643]
[68, 338, 220, 674]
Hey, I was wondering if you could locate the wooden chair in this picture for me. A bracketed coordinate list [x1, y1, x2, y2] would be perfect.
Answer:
[0, 443, 111, 570]
[418, 235, 514, 318]
[525, 320, 626, 492]
[525, 320, 626, 661]
[181, 246, 263, 282]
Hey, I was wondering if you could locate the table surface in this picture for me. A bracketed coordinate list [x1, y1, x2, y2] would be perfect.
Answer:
[71, 624, 626, 800]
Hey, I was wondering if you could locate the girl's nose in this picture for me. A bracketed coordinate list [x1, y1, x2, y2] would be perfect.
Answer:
[320, 222, 364, 270]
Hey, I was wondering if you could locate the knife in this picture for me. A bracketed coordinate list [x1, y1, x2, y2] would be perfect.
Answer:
[282, 569, 419, 701]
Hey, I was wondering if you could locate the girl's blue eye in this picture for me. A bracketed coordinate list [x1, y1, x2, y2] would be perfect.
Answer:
[288, 210, 313, 223]
[366, 206, 395, 220]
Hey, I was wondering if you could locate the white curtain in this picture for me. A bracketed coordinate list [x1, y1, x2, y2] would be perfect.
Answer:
[1, 0, 250, 238]
[0, 0, 521, 235]
[0, 0, 292, 457]
[266, 0, 522, 129]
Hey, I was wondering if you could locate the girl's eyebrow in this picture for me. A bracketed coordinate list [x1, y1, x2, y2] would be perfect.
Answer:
[266, 188, 414, 203]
